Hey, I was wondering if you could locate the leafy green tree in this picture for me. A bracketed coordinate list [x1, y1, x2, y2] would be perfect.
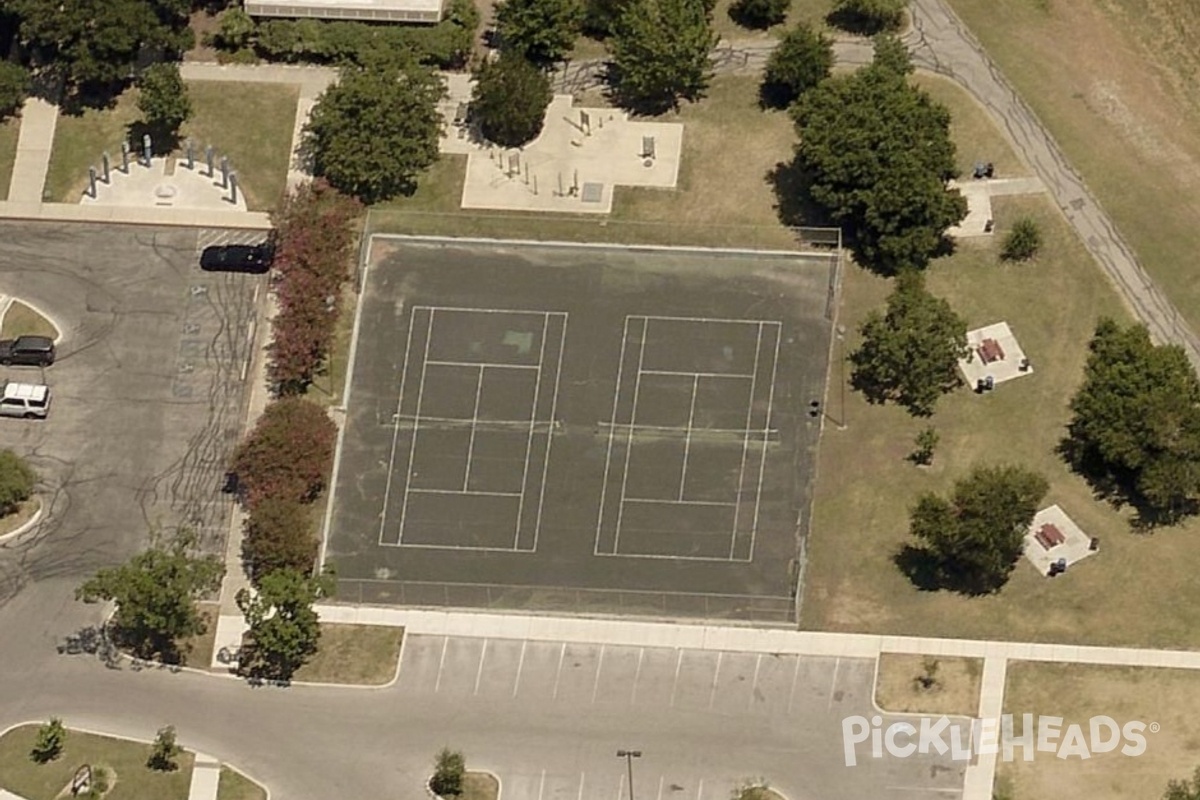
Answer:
[136, 62, 192, 145]
[760, 22, 832, 109]
[6, 0, 192, 94]
[730, 0, 788, 29]
[1063, 319, 1200, 524]
[431, 748, 466, 796]
[495, 0, 583, 63]
[471, 54, 553, 147]
[790, 36, 965, 273]
[1166, 766, 1200, 800]
[148, 726, 181, 771]
[791, 44, 964, 269]
[910, 427, 938, 466]
[850, 271, 968, 416]
[0, 449, 36, 516]
[609, 0, 718, 114]
[30, 718, 66, 763]
[869, 32, 912, 76]
[75, 532, 224, 662]
[304, 61, 445, 203]
[828, 0, 907, 34]
[212, 8, 256, 51]
[236, 568, 335, 681]
[1001, 217, 1042, 262]
[242, 497, 318, 584]
[907, 464, 1048, 594]
[0, 62, 30, 119]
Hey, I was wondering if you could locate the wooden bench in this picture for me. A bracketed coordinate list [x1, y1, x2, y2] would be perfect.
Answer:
[978, 338, 1006, 364]
[1034, 523, 1065, 550]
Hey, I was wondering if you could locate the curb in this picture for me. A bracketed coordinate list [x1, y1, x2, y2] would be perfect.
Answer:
[0, 496, 45, 545]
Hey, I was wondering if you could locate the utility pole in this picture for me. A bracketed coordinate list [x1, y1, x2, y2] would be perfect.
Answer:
[617, 749, 642, 800]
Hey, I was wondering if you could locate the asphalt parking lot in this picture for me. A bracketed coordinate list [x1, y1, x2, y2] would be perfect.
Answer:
[0, 222, 262, 620]
[396, 635, 966, 800]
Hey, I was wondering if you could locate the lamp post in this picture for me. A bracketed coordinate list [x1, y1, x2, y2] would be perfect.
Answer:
[617, 750, 641, 800]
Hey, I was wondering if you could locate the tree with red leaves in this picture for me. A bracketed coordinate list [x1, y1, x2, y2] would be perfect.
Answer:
[230, 396, 337, 509]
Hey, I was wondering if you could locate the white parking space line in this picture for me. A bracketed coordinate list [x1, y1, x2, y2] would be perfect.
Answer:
[669, 649, 684, 707]
[631, 648, 644, 704]
[473, 638, 489, 695]
[538, 770, 546, 800]
[695, 778, 704, 800]
[513, 640, 527, 697]
[591, 645, 606, 704]
[708, 652, 724, 709]
[655, 775, 665, 800]
[616, 773, 626, 800]
[577, 773, 586, 800]
[434, 636, 450, 693]
[827, 657, 841, 712]
[552, 642, 567, 699]
[749, 654, 762, 709]
[787, 656, 801, 713]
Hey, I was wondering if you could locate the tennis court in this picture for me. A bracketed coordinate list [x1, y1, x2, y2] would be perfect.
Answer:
[325, 238, 838, 622]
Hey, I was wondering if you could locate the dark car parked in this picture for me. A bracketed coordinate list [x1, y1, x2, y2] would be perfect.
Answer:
[199, 243, 274, 274]
[0, 335, 55, 366]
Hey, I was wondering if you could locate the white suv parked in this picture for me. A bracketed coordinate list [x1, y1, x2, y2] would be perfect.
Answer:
[0, 382, 50, 418]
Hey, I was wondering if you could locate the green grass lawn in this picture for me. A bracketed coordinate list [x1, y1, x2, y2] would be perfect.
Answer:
[374, 75, 807, 249]
[1, 300, 60, 340]
[914, 74, 1031, 179]
[712, 0, 832, 42]
[0, 725, 196, 800]
[944, 0, 1200, 333]
[182, 81, 298, 211]
[0, 114, 20, 201]
[45, 81, 296, 209]
[217, 767, 268, 800]
[291, 624, 404, 685]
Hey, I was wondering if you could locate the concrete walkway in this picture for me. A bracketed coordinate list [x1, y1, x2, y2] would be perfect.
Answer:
[7, 97, 57, 205]
[188, 752, 222, 800]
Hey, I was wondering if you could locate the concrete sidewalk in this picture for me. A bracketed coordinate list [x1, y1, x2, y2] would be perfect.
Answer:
[7, 97, 58, 204]
[188, 753, 222, 800]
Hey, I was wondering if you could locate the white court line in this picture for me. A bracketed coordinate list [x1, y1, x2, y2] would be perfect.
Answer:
[512, 640, 527, 697]
[552, 642, 566, 699]
[612, 320, 649, 556]
[378, 306, 422, 546]
[434, 635, 450, 693]
[630, 648, 644, 704]
[515, 312, 551, 550]
[669, 649, 684, 707]
[728, 323, 764, 560]
[597, 551, 750, 563]
[409, 488, 523, 498]
[420, 305, 553, 316]
[635, 314, 781, 326]
[591, 644, 606, 704]
[472, 638, 489, 695]
[827, 657, 841, 712]
[747, 323, 783, 562]
[463, 365, 487, 491]
[640, 369, 755, 379]
[679, 374, 699, 501]
[708, 651, 723, 709]
[424, 358, 540, 370]
[397, 310, 438, 544]
[532, 314, 569, 552]
[595, 316, 633, 556]
[381, 540, 529, 553]
[600, 422, 777, 436]
[786, 656, 801, 713]
[749, 654, 762, 710]
[621, 498, 736, 507]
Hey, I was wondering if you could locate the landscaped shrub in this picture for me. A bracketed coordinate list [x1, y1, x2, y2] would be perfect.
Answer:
[230, 397, 337, 509]
[1000, 217, 1042, 262]
[0, 449, 36, 516]
[243, 496, 319, 582]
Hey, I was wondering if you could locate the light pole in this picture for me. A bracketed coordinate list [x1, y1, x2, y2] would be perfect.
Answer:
[617, 749, 642, 800]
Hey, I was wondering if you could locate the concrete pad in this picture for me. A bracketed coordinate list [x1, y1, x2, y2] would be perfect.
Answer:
[958, 321, 1033, 388]
[1, 790, 32, 800]
[188, 753, 222, 800]
[210, 614, 249, 669]
[1023, 504, 1097, 576]
[947, 180, 993, 238]
[81, 156, 247, 212]
[437, 82, 683, 215]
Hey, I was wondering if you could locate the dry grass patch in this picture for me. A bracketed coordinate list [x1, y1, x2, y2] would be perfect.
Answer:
[999, 662, 1200, 800]
[291, 624, 404, 685]
[179, 601, 221, 670]
[735, 786, 787, 800]
[2, 300, 60, 341]
[797, 192, 1200, 647]
[462, 771, 500, 800]
[944, 0, 1200, 328]
[0, 725, 196, 800]
[0, 115, 20, 201]
[45, 91, 141, 203]
[875, 654, 982, 717]
[217, 767, 268, 800]
[914, 74, 1030, 179]
[0, 497, 41, 538]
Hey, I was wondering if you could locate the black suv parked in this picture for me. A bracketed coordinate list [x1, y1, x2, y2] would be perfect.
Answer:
[0, 335, 55, 366]
[200, 243, 274, 274]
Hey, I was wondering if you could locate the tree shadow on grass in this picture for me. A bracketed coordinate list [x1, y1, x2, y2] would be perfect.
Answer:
[893, 546, 1012, 597]
[825, 8, 903, 37]
[766, 157, 834, 229]
[126, 119, 183, 157]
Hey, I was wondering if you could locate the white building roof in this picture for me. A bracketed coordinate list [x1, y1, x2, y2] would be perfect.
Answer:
[244, 0, 445, 23]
